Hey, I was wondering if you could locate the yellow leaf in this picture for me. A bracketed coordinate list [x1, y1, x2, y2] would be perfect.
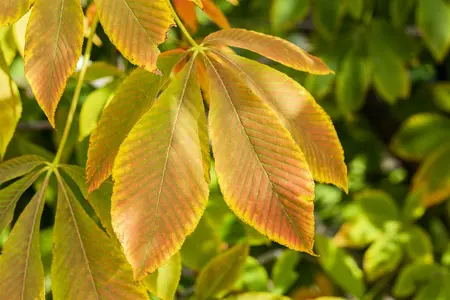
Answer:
[86, 52, 183, 192]
[204, 53, 316, 253]
[0, 0, 33, 26]
[203, 29, 333, 74]
[95, 0, 175, 73]
[112, 57, 210, 279]
[24, 0, 84, 127]
[52, 173, 148, 299]
[189, 0, 203, 8]
[12, 9, 31, 57]
[215, 51, 347, 192]
[0, 173, 50, 300]
[202, 0, 231, 29]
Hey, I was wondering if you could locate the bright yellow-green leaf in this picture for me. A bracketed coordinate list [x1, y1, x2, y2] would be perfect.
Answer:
[95, 0, 175, 73]
[357, 190, 400, 226]
[226, 293, 290, 300]
[0, 27, 17, 65]
[270, 0, 309, 33]
[73, 62, 124, 82]
[0, 173, 49, 300]
[205, 54, 316, 253]
[86, 52, 183, 192]
[112, 57, 210, 279]
[0, 155, 47, 184]
[217, 51, 347, 192]
[0, 170, 44, 235]
[391, 113, 450, 161]
[0, 0, 33, 26]
[433, 83, 450, 113]
[24, 0, 84, 127]
[416, 0, 450, 61]
[363, 235, 403, 281]
[235, 257, 269, 292]
[203, 29, 332, 74]
[195, 243, 249, 300]
[143, 252, 181, 300]
[404, 226, 434, 263]
[334, 217, 382, 248]
[52, 174, 148, 299]
[12, 9, 30, 57]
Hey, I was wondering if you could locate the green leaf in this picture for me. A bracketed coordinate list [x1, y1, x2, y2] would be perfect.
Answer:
[235, 257, 269, 292]
[315, 235, 366, 298]
[0, 173, 50, 300]
[415, 270, 450, 300]
[429, 218, 449, 253]
[402, 191, 425, 223]
[0, 155, 47, 184]
[0, 170, 45, 234]
[73, 62, 124, 82]
[270, 0, 309, 33]
[393, 263, 441, 298]
[52, 174, 148, 299]
[271, 250, 300, 295]
[432, 83, 450, 113]
[416, 0, 450, 61]
[195, 243, 249, 300]
[143, 253, 181, 300]
[404, 226, 434, 263]
[226, 293, 290, 300]
[357, 190, 400, 229]
[313, 0, 341, 40]
[180, 214, 221, 270]
[363, 235, 403, 281]
[345, 0, 364, 19]
[390, 0, 416, 28]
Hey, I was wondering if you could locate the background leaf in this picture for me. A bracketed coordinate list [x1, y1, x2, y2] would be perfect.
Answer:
[143, 252, 181, 300]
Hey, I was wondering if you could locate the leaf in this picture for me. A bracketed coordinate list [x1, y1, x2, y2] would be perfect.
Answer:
[73, 62, 123, 82]
[390, 0, 416, 28]
[235, 257, 269, 292]
[392, 114, 450, 161]
[203, 29, 332, 74]
[202, 0, 231, 29]
[0, 173, 49, 300]
[95, 0, 175, 72]
[0, 155, 47, 184]
[271, 250, 300, 295]
[12, 9, 31, 57]
[404, 226, 434, 263]
[315, 235, 366, 298]
[0, 170, 44, 235]
[226, 293, 290, 300]
[416, 0, 450, 61]
[333, 217, 382, 248]
[205, 54, 315, 253]
[173, 0, 198, 32]
[345, 0, 364, 19]
[143, 253, 181, 300]
[87, 52, 183, 192]
[24, 0, 84, 127]
[112, 57, 210, 279]
[356, 190, 400, 228]
[0, 0, 33, 26]
[215, 51, 347, 192]
[393, 263, 441, 298]
[433, 83, 450, 113]
[313, 0, 341, 40]
[180, 214, 221, 270]
[189, 0, 203, 8]
[195, 243, 249, 300]
[52, 174, 148, 299]
[363, 235, 403, 281]
[79, 81, 118, 141]
[270, 0, 309, 33]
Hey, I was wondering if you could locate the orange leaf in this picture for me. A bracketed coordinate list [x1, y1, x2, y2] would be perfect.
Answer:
[203, 29, 333, 74]
[204, 54, 316, 253]
[189, 0, 203, 8]
[24, 0, 84, 127]
[112, 57, 210, 279]
[202, 0, 231, 29]
[214, 51, 347, 192]
[95, 0, 175, 73]
[173, 0, 198, 33]
[86, 52, 183, 192]
[0, 0, 33, 26]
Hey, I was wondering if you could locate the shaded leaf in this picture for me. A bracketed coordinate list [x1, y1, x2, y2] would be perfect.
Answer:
[433, 83, 450, 113]
[52, 174, 148, 299]
[143, 253, 181, 300]
[0, 173, 50, 300]
[203, 29, 332, 74]
[95, 0, 175, 72]
[87, 52, 183, 192]
[235, 257, 269, 292]
[24, 0, 84, 126]
[0, 155, 47, 184]
[270, 0, 309, 33]
[271, 250, 300, 295]
[313, 0, 341, 40]
[404, 226, 434, 263]
[226, 293, 289, 300]
[390, 0, 416, 28]
[393, 263, 442, 298]
[345, 0, 364, 19]
[205, 54, 315, 253]
[112, 57, 210, 279]
[363, 235, 403, 281]
[195, 243, 249, 300]
[0, 0, 33, 26]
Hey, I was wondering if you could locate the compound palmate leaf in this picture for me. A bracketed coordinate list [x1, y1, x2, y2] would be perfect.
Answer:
[0, 173, 50, 300]
[112, 56, 210, 279]
[52, 173, 147, 299]
[24, 0, 84, 127]
[0, 154, 46, 184]
[94, 0, 175, 73]
[204, 53, 316, 253]
[0, 0, 33, 26]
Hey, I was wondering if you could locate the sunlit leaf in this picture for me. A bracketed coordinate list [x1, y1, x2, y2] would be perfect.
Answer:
[270, 0, 309, 33]
[416, 0, 450, 61]
[143, 252, 181, 300]
[391, 113, 450, 161]
[404, 226, 434, 263]
[0, 170, 44, 234]
[173, 0, 198, 32]
[205, 54, 316, 252]
[73, 62, 123, 82]
[52, 174, 148, 299]
[189, 0, 203, 7]
[356, 190, 400, 227]
[112, 57, 210, 279]
[203, 29, 332, 74]
[24, 0, 84, 126]
[95, 0, 175, 72]
[87, 52, 183, 192]
[0, 0, 33, 26]
[217, 52, 347, 191]
[202, 0, 231, 29]
[363, 235, 403, 281]
[0, 155, 47, 184]
[271, 250, 300, 295]
[0, 28, 16, 65]
[12, 9, 31, 57]
[195, 243, 249, 300]
[0, 173, 49, 300]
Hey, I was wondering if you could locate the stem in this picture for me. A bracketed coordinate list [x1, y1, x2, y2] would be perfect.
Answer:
[167, 0, 198, 47]
[53, 14, 100, 165]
